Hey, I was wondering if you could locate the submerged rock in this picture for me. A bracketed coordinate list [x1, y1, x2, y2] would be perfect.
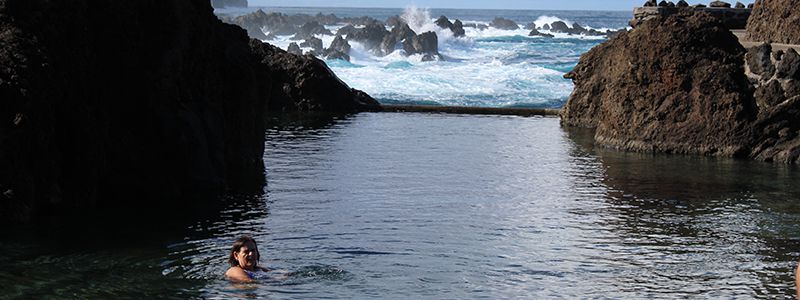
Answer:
[746, 0, 800, 44]
[528, 29, 554, 38]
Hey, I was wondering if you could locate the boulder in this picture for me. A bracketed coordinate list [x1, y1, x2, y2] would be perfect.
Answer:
[775, 48, 800, 79]
[747, 3, 754, 8]
[745, 43, 776, 79]
[336, 24, 357, 37]
[435, 15, 453, 29]
[490, 17, 519, 30]
[381, 23, 416, 55]
[543, 24, 551, 30]
[347, 21, 390, 55]
[709, 1, 732, 8]
[644, 0, 657, 7]
[755, 79, 786, 108]
[403, 31, 442, 61]
[677, 0, 689, 7]
[529, 29, 554, 38]
[287, 42, 302, 55]
[734, 2, 745, 8]
[658, 0, 669, 7]
[784, 79, 800, 98]
[561, 12, 756, 157]
[324, 35, 352, 61]
[300, 37, 323, 53]
[386, 15, 404, 28]
[297, 21, 333, 37]
[451, 20, 466, 37]
[550, 21, 570, 33]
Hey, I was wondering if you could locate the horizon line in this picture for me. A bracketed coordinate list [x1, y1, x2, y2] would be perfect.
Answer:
[245, 5, 632, 12]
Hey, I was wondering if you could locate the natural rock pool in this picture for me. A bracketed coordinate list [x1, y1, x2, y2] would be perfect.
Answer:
[2, 112, 799, 298]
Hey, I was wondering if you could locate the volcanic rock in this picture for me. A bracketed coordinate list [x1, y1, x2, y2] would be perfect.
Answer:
[550, 21, 570, 33]
[287, 42, 302, 55]
[755, 80, 786, 108]
[775, 49, 800, 79]
[734, 2, 745, 8]
[644, 0, 657, 7]
[324, 35, 352, 61]
[677, 0, 689, 7]
[300, 37, 323, 53]
[529, 29, 554, 38]
[403, 31, 442, 61]
[562, 12, 756, 157]
[381, 23, 416, 55]
[336, 24, 357, 37]
[490, 17, 519, 30]
[347, 21, 389, 55]
[451, 20, 466, 37]
[211, 0, 247, 8]
[710, 1, 731, 8]
[745, 43, 775, 78]
[386, 15, 404, 28]
[435, 15, 453, 29]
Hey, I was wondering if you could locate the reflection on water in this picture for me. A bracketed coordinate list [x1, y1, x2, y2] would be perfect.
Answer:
[1, 112, 798, 299]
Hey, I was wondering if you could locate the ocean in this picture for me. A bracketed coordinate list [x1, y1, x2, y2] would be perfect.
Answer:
[215, 6, 631, 107]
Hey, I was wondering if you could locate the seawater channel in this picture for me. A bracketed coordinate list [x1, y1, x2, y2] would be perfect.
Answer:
[2, 112, 799, 299]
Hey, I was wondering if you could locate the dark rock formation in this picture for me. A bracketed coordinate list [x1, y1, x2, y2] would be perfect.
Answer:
[0, 0, 380, 223]
[211, 0, 247, 8]
[463, 22, 489, 30]
[381, 23, 416, 55]
[564, 11, 800, 163]
[291, 21, 332, 40]
[347, 21, 389, 55]
[677, 0, 689, 8]
[734, 2, 745, 9]
[776, 49, 800, 79]
[323, 35, 351, 61]
[542, 24, 551, 30]
[550, 21, 570, 33]
[433, 15, 465, 38]
[528, 29, 554, 38]
[746, 43, 775, 78]
[562, 12, 758, 158]
[249, 41, 381, 112]
[746, 0, 800, 44]
[287, 42, 302, 55]
[403, 31, 442, 61]
[336, 24, 357, 37]
[490, 17, 519, 30]
[709, 1, 731, 8]
[658, 1, 669, 7]
[644, 0, 657, 7]
[386, 15, 404, 28]
[300, 37, 324, 53]
[229, 10, 296, 36]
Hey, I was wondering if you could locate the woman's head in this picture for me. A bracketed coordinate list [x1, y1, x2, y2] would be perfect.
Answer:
[228, 236, 260, 270]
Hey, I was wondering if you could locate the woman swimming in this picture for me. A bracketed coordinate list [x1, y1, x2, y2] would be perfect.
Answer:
[225, 236, 269, 282]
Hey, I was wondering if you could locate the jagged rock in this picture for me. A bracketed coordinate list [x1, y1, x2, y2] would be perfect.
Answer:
[324, 35, 351, 61]
[381, 23, 416, 55]
[529, 29, 554, 38]
[784, 79, 800, 98]
[287, 42, 302, 55]
[403, 31, 442, 61]
[250, 40, 381, 112]
[747, 3, 754, 8]
[667, 1, 676, 8]
[658, 1, 669, 7]
[735, 2, 745, 8]
[230, 11, 297, 36]
[677, 0, 689, 7]
[211, 0, 247, 8]
[435, 15, 453, 29]
[451, 20, 466, 37]
[298, 21, 332, 37]
[644, 0, 657, 7]
[300, 37, 323, 53]
[561, 12, 756, 158]
[347, 21, 390, 55]
[710, 1, 731, 8]
[755, 80, 786, 108]
[342, 16, 381, 26]
[746, 43, 775, 78]
[543, 24, 551, 30]
[336, 24, 357, 37]
[775, 48, 800, 79]
[490, 17, 519, 30]
[386, 15, 404, 28]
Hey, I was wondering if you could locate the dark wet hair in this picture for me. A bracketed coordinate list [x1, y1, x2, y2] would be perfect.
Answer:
[228, 236, 260, 267]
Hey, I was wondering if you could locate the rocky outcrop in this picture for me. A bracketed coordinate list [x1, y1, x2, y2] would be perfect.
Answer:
[347, 21, 389, 55]
[287, 42, 302, 55]
[403, 31, 442, 61]
[490, 17, 519, 30]
[381, 23, 416, 55]
[249, 41, 381, 112]
[563, 11, 800, 163]
[528, 29, 554, 38]
[300, 37, 323, 54]
[561, 12, 759, 157]
[746, 0, 800, 44]
[323, 35, 351, 61]
[0, 0, 380, 223]
[434, 15, 466, 38]
[211, 0, 247, 8]
[291, 21, 332, 40]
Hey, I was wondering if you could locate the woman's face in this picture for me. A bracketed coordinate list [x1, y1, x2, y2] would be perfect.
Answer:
[234, 241, 259, 270]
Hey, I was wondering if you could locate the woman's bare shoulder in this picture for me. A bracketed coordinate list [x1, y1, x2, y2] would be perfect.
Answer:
[225, 266, 252, 282]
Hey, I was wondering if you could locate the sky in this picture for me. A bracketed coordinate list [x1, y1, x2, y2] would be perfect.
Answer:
[248, 0, 756, 11]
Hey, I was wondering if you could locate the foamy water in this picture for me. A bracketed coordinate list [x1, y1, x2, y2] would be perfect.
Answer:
[245, 7, 628, 107]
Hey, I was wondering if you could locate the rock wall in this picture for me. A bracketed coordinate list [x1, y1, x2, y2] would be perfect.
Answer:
[0, 0, 378, 223]
[563, 11, 800, 163]
[746, 0, 800, 44]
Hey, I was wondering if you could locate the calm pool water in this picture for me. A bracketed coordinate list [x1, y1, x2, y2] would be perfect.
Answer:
[2, 112, 799, 299]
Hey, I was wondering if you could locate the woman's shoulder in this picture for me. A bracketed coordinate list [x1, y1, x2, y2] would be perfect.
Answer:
[225, 266, 252, 282]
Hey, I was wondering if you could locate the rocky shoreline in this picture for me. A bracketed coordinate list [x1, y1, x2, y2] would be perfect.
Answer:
[561, 0, 800, 163]
[0, 0, 378, 223]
